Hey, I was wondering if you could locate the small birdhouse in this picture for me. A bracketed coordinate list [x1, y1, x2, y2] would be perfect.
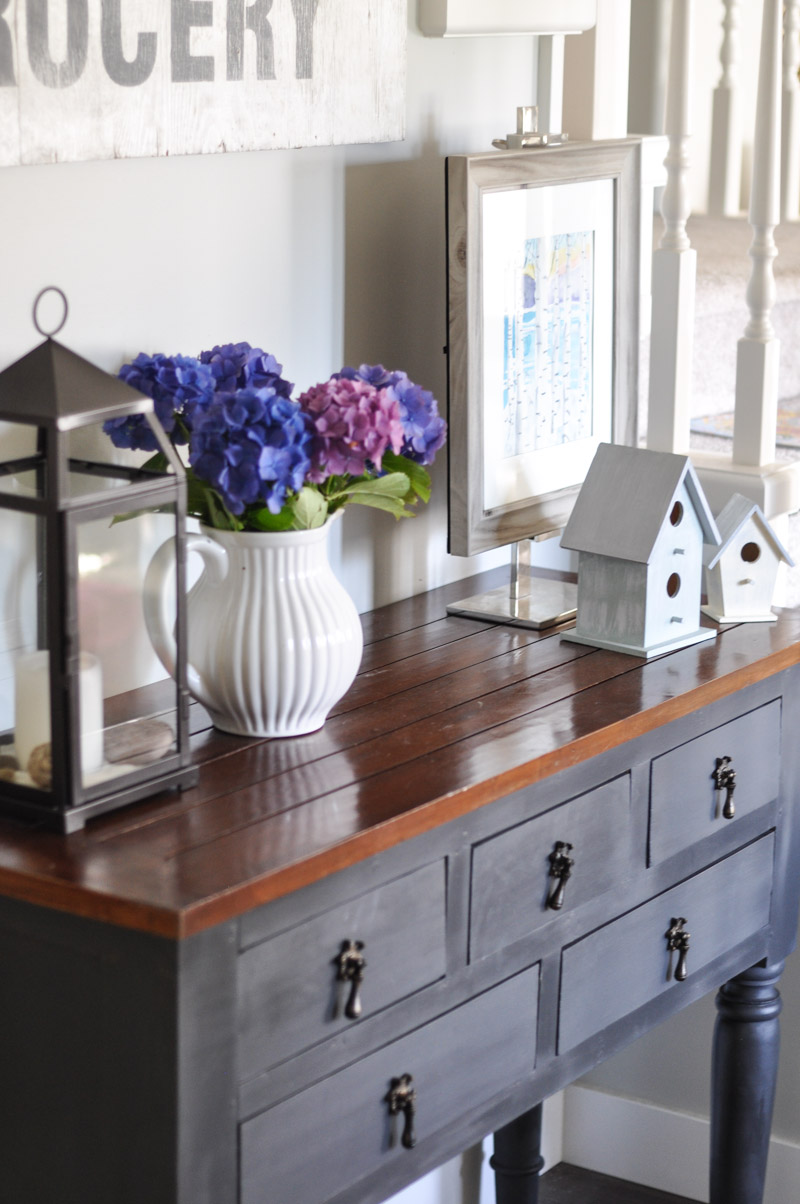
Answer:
[560, 443, 721, 658]
[702, 493, 793, 624]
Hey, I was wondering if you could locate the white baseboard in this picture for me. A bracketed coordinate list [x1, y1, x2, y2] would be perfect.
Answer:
[562, 1085, 800, 1204]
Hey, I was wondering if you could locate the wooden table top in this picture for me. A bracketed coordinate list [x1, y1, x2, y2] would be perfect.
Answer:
[1, 567, 799, 940]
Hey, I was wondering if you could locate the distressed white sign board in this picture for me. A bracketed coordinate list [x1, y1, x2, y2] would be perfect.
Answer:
[0, 0, 406, 166]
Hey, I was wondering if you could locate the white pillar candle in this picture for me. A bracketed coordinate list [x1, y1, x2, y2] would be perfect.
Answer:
[14, 650, 104, 778]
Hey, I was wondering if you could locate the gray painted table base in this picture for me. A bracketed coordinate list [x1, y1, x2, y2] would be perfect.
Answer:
[492, 1104, 545, 1204]
[494, 955, 787, 1204]
[710, 962, 785, 1204]
[1, 594, 800, 1204]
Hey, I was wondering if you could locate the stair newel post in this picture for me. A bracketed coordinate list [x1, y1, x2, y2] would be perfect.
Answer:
[732, 0, 782, 468]
[708, 0, 742, 217]
[781, 0, 800, 221]
[646, 0, 696, 455]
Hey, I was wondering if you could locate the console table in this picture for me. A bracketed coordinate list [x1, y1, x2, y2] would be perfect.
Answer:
[1, 567, 799, 1204]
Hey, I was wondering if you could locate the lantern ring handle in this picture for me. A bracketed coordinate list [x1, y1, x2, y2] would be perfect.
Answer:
[33, 286, 69, 338]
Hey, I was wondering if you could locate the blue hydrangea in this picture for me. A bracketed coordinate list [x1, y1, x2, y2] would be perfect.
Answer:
[388, 373, 448, 465]
[104, 353, 216, 453]
[336, 364, 447, 466]
[198, 342, 294, 399]
[336, 363, 401, 390]
[189, 387, 314, 515]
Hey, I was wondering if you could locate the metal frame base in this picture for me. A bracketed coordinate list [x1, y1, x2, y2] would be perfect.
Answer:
[447, 578, 577, 630]
[447, 539, 577, 630]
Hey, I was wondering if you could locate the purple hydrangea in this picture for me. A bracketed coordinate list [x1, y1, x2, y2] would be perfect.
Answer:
[299, 377, 405, 481]
[336, 363, 446, 465]
[104, 353, 216, 453]
[189, 387, 314, 515]
[198, 342, 294, 399]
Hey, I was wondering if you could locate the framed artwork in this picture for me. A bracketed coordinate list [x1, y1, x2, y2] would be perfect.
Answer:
[446, 139, 640, 557]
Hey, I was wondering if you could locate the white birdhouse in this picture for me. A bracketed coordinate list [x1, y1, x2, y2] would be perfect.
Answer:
[560, 444, 721, 658]
[702, 493, 794, 623]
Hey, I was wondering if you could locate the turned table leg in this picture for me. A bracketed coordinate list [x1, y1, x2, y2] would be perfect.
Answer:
[491, 1102, 544, 1204]
[710, 961, 784, 1204]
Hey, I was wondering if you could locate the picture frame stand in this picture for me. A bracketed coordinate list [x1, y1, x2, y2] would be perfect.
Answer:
[446, 537, 577, 630]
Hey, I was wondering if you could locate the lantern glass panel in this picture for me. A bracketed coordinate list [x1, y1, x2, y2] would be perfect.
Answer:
[74, 505, 180, 792]
[66, 420, 176, 500]
[0, 421, 45, 499]
[2, 510, 51, 791]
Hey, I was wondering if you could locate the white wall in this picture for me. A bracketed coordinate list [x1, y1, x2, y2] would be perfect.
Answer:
[0, 3, 537, 617]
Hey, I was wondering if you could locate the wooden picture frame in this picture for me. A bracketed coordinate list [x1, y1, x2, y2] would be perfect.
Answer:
[446, 139, 641, 557]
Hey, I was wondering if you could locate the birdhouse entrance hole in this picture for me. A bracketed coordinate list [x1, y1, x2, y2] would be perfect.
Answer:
[667, 573, 681, 598]
[741, 542, 761, 563]
[669, 501, 683, 526]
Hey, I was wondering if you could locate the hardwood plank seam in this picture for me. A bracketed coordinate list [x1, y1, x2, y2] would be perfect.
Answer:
[90, 633, 597, 845]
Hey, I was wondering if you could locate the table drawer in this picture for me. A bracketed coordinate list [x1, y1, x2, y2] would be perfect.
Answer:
[237, 860, 447, 1076]
[649, 700, 780, 865]
[240, 965, 539, 1204]
[559, 834, 775, 1053]
[470, 774, 633, 962]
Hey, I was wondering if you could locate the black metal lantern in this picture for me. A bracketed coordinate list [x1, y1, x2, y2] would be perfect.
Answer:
[0, 289, 197, 831]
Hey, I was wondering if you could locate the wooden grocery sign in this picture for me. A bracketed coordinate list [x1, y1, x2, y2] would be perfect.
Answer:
[0, 0, 406, 166]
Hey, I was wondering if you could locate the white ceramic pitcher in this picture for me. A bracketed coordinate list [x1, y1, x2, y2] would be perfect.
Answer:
[143, 514, 363, 738]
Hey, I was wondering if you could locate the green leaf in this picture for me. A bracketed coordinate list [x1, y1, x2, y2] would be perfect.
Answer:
[346, 492, 414, 517]
[185, 474, 214, 525]
[110, 507, 155, 526]
[381, 451, 432, 505]
[340, 471, 415, 519]
[342, 472, 410, 500]
[291, 487, 329, 529]
[140, 451, 169, 474]
[206, 488, 242, 532]
[248, 506, 295, 532]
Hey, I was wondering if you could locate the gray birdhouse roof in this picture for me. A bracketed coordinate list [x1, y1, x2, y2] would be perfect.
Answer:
[705, 492, 794, 570]
[561, 443, 721, 563]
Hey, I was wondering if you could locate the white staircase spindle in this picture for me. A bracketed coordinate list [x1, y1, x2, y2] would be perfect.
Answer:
[781, 0, 800, 221]
[647, 0, 696, 455]
[708, 0, 742, 216]
[732, 0, 782, 468]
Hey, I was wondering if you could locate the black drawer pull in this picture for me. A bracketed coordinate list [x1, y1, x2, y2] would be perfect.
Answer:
[665, 916, 690, 981]
[547, 841, 574, 910]
[386, 1073, 417, 1149]
[712, 756, 737, 819]
[334, 939, 366, 1020]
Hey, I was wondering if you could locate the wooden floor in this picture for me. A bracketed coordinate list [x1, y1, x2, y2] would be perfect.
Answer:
[539, 1164, 694, 1203]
